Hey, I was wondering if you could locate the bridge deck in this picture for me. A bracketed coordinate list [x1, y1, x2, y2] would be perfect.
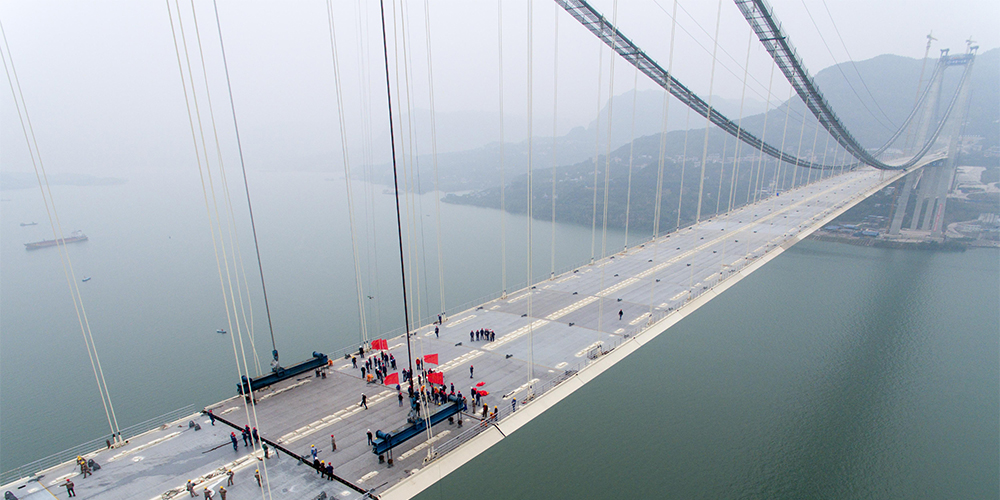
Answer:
[3, 166, 907, 500]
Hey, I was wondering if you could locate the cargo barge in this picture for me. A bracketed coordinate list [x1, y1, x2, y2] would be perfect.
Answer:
[24, 230, 88, 250]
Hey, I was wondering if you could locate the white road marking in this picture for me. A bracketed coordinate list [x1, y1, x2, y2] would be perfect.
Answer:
[484, 320, 549, 350]
[108, 432, 181, 462]
[258, 379, 311, 401]
[398, 430, 451, 460]
[546, 296, 598, 320]
[628, 312, 650, 325]
[438, 351, 484, 373]
[278, 390, 393, 445]
[502, 379, 539, 399]
[446, 315, 476, 328]
[574, 341, 603, 358]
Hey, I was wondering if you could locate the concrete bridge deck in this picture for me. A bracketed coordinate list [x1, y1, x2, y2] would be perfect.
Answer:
[2, 164, 918, 500]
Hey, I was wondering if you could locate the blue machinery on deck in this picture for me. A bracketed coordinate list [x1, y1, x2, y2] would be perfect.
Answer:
[372, 394, 464, 456]
[237, 351, 328, 395]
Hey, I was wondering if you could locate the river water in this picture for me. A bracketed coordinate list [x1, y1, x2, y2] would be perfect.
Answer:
[1, 169, 997, 498]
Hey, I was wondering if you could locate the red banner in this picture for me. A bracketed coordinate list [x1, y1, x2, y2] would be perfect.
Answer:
[423, 353, 439, 365]
[371, 339, 388, 350]
[427, 371, 444, 385]
[384, 372, 399, 386]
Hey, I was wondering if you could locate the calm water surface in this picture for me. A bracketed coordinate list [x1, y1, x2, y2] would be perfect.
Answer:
[1, 170, 997, 499]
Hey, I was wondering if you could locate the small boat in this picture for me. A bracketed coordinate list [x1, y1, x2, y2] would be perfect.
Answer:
[20, 222, 38, 226]
[82, 277, 91, 282]
[217, 329, 227, 334]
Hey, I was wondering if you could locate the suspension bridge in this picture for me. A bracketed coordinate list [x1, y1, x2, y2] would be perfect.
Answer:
[0, 0, 979, 498]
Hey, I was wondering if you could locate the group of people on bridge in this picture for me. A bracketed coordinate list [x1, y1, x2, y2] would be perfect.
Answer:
[470, 328, 496, 343]
[354, 348, 396, 384]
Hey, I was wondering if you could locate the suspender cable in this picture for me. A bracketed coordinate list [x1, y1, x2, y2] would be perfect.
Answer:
[328, 0, 370, 354]
[194, 1, 265, 376]
[694, 0, 724, 223]
[750, 63, 776, 204]
[422, 0, 447, 318]
[498, 0, 508, 298]
[212, 0, 279, 362]
[355, 1, 384, 338]
[379, 0, 415, 387]
[596, 0, 618, 352]
[727, 31, 755, 215]
[715, 129, 730, 216]
[676, 106, 691, 230]
[804, 109, 822, 186]
[399, 0, 432, 328]
[590, 22, 604, 264]
[818, 131, 832, 181]
[395, 0, 422, 329]
[1, 20, 121, 444]
[169, 2, 271, 496]
[648, 0, 678, 323]
[550, 3, 559, 279]
[624, 58, 639, 251]
[192, 0, 275, 491]
[789, 103, 811, 190]
[775, 85, 794, 192]
[526, 0, 535, 391]
[600, 0, 618, 262]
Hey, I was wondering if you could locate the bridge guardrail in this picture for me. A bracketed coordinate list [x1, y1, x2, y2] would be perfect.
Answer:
[1, 404, 196, 486]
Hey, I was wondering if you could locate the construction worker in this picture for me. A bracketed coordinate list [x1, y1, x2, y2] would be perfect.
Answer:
[254, 469, 262, 487]
[63, 479, 76, 497]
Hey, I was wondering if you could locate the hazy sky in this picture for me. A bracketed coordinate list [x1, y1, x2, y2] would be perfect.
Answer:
[1, 0, 996, 176]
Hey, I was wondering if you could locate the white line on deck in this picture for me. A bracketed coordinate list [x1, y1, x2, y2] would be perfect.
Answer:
[545, 296, 598, 320]
[484, 320, 550, 350]
[446, 314, 476, 328]
[397, 430, 451, 460]
[574, 341, 603, 358]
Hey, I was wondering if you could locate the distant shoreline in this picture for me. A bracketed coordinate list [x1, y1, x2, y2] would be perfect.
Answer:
[0, 172, 127, 191]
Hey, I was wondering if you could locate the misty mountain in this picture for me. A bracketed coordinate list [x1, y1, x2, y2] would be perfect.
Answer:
[443, 49, 999, 230]
[364, 92, 767, 193]
[367, 109, 528, 164]
[371, 49, 997, 194]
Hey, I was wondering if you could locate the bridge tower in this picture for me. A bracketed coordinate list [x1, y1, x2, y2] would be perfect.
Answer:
[888, 50, 976, 236]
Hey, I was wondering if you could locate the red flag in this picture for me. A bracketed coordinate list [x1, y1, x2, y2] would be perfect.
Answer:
[371, 339, 388, 350]
[383, 372, 399, 386]
[478, 390, 489, 396]
[476, 381, 485, 387]
[427, 371, 444, 385]
[423, 353, 439, 365]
